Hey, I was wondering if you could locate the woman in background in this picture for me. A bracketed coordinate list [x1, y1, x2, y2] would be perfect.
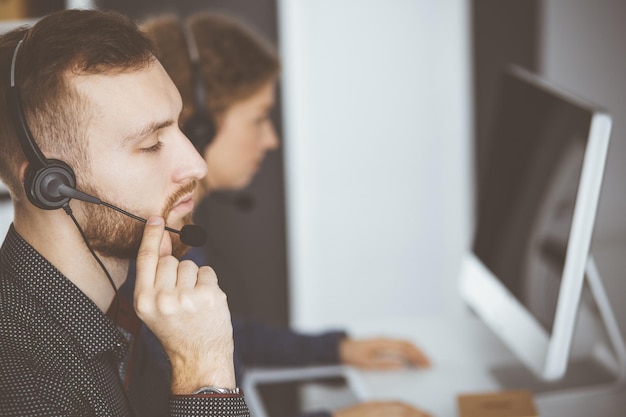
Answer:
[139, 12, 433, 417]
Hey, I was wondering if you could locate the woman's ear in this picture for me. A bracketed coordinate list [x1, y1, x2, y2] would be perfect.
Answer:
[18, 160, 29, 184]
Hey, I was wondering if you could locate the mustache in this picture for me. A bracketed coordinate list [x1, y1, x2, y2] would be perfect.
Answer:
[162, 180, 198, 217]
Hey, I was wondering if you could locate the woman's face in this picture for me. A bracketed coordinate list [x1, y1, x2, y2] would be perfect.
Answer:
[202, 80, 279, 192]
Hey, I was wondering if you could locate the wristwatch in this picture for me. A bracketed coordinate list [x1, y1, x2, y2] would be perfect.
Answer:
[193, 386, 241, 395]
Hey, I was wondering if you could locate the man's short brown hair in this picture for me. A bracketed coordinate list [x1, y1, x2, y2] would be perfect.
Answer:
[0, 9, 156, 202]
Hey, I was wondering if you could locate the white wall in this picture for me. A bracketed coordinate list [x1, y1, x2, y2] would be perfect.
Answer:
[0, 204, 13, 238]
[278, 0, 472, 331]
[0, 182, 12, 239]
[65, 0, 96, 9]
[541, 0, 626, 339]
[0, 21, 23, 241]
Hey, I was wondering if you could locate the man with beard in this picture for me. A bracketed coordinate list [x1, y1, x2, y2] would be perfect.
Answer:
[0, 9, 249, 417]
[131, 13, 433, 417]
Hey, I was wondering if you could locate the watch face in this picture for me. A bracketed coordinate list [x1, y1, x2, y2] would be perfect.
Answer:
[195, 387, 240, 395]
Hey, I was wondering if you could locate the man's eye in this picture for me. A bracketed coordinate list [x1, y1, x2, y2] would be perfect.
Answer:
[140, 141, 163, 153]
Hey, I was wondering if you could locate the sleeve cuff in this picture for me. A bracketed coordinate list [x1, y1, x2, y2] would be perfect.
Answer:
[169, 393, 249, 416]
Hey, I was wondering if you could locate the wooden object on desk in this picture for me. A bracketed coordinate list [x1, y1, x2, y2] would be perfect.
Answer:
[457, 390, 538, 417]
[0, 0, 64, 20]
[0, 0, 27, 18]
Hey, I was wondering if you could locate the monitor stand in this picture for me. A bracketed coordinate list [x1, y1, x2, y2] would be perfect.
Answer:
[489, 256, 626, 396]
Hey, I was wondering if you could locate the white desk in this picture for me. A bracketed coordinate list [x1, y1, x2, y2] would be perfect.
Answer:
[244, 314, 626, 416]
[342, 314, 626, 417]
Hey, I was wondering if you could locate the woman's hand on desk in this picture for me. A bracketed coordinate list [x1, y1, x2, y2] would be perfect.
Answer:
[339, 338, 431, 369]
[333, 401, 432, 417]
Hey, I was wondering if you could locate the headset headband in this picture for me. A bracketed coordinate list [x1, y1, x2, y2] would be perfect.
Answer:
[182, 23, 208, 116]
[9, 39, 49, 170]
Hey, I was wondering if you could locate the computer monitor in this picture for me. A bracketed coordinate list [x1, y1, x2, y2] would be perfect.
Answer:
[0, 181, 12, 240]
[459, 65, 612, 381]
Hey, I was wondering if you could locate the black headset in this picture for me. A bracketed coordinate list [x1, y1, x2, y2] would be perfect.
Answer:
[180, 25, 216, 155]
[8, 39, 78, 211]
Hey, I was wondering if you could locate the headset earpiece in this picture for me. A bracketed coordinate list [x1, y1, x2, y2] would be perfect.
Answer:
[182, 109, 216, 155]
[182, 60, 216, 154]
[24, 159, 76, 210]
[9, 39, 78, 211]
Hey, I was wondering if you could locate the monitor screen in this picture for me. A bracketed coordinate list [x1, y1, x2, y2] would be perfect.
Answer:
[460, 65, 611, 380]
[473, 69, 590, 334]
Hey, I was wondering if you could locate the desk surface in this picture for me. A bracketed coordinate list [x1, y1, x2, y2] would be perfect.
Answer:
[342, 314, 626, 417]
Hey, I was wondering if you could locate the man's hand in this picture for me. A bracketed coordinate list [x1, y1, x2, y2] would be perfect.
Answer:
[334, 401, 432, 417]
[339, 338, 430, 369]
[134, 216, 235, 394]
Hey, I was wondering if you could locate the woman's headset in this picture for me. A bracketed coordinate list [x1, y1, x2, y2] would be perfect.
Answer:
[180, 23, 216, 154]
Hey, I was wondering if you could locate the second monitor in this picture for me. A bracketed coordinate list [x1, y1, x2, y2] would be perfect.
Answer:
[460, 65, 613, 382]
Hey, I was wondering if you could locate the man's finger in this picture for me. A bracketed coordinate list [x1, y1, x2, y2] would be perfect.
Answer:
[135, 216, 166, 293]
[176, 260, 199, 289]
[195, 265, 218, 288]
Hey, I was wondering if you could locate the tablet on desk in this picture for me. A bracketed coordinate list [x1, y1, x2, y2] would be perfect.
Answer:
[243, 366, 360, 417]
[254, 375, 358, 417]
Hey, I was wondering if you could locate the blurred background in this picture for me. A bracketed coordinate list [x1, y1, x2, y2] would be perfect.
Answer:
[1, 0, 625, 342]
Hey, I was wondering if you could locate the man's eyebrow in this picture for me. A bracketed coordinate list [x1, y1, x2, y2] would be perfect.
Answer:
[121, 119, 175, 146]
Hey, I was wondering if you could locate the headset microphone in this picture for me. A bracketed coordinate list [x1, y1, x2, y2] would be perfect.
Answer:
[56, 184, 207, 247]
[211, 191, 256, 212]
[233, 193, 255, 211]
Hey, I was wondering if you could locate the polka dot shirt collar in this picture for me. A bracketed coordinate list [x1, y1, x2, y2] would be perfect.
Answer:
[2, 225, 129, 361]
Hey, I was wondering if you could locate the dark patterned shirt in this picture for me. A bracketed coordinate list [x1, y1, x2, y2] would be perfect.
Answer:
[0, 225, 249, 416]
